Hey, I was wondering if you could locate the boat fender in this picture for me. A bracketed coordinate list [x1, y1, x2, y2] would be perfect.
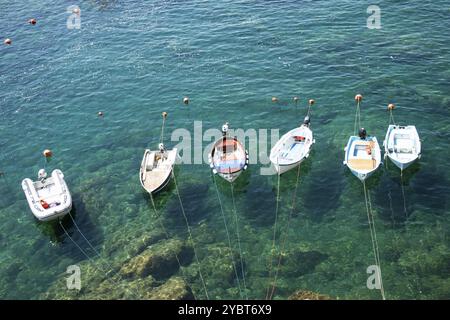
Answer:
[212, 169, 217, 175]
[243, 165, 248, 171]
[210, 163, 214, 169]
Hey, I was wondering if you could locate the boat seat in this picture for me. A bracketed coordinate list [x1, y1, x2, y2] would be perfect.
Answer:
[146, 154, 155, 171]
[395, 139, 413, 154]
[347, 159, 376, 170]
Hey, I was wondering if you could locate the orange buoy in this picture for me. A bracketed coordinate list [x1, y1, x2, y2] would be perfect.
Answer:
[162, 111, 168, 118]
[4, 38, 12, 45]
[355, 94, 363, 102]
[309, 99, 315, 105]
[388, 103, 395, 111]
[183, 97, 189, 105]
[43, 149, 52, 158]
[272, 97, 278, 103]
[98, 111, 104, 117]
[28, 18, 37, 25]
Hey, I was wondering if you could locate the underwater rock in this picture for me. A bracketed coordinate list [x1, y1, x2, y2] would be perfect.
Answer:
[279, 248, 328, 277]
[200, 244, 245, 288]
[288, 290, 332, 300]
[105, 229, 166, 258]
[120, 239, 193, 280]
[146, 276, 194, 300]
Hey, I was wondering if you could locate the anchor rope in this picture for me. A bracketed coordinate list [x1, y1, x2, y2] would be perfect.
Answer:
[59, 220, 140, 299]
[400, 170, 408, 218]
[171, 169, 210, 299]
[160, 115, 166, 145]
[265, 158, 281, 300]
[211, 173, 244, 299]
[268, 162, 302, 300]
[67, 212, 116, 276]
[148, 192, 198, 300]
[230, 181, 248, 299]
[389, 109, 396, 126]
[354, 100, 361, 136]
[363, 181, 386, 300]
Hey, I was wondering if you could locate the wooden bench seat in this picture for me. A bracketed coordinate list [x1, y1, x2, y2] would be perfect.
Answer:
[347, 159, 376, 170]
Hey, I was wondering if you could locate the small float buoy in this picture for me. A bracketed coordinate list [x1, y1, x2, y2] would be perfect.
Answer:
[4, 38, 12, 45]
[183, 97, 189, 105]
[293, 96, 299, 103]
[272, 97, 278, 103]
[98, 111, 104, 117]
[162, 111, 168, 118]
[355, 94, 363, 102]
[309, 99, 315, 105]
[387, 103, 395, 111]
[28, 18, 37, 25]
[43, 149, 52, 158]
[72, 7, 80, 15]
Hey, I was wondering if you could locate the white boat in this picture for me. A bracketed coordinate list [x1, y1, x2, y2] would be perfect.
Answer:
[343, 129, 382, 181]
[140, 143, 177, 194]
[209, 123, 248, 183]
[270, 116, 314, 174]
[383, 125, 421, 171]
[21, 169, 72, 221]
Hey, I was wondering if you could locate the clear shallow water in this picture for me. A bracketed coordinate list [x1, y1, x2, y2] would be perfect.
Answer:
[0, 0, 449, 299]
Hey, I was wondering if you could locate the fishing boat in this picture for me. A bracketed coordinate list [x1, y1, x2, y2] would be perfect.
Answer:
[383, 125, 421, 171]
[270, 116, 314, 174]
[209, 123, 248, 183]
[140, 143, 178, 194]
[140, 112, 178, 194]
[344, 128, 382, 181]
[21, 169, 72, 221]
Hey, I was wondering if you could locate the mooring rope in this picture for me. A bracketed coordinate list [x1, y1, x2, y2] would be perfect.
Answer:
[362, 181, 386, 300]
[59, 220, 140, 299]
[160, 113, 167, 145]
[400, 170, 408, 218]
[354, 100, 361, 136]
[211, 173, 244, 299]
[171, 169, 210, 300]
[230, 181, 248, 299]
[148, 192, 198, 300]
[265, 159, 281, 300]
[67, 212, 115, 274]
[389, 108, 396, 126]
[268, 162, 302, 300]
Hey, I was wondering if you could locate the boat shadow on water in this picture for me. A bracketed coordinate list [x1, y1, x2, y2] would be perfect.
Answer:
[36, 196, 106, 261]
[373, 162, 448, 226]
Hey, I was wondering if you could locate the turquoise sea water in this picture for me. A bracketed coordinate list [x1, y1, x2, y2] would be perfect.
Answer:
[0, 0, 449, 299]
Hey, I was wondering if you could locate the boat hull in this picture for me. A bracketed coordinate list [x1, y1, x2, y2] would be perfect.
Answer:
[22, 169, 72, 222]
[270, 124, 313, 175]
[140, 148, 177, 194]
[344, 136, 381, 182]
[209, 136, 248, 183]
[383, 125, 421, 171]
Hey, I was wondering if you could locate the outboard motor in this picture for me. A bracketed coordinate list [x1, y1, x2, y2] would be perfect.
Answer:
[359, 128, 367, 140]
[222, 122, 229, 136]
[38, 169, 47, 182]
[303, 116, 311, 127]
